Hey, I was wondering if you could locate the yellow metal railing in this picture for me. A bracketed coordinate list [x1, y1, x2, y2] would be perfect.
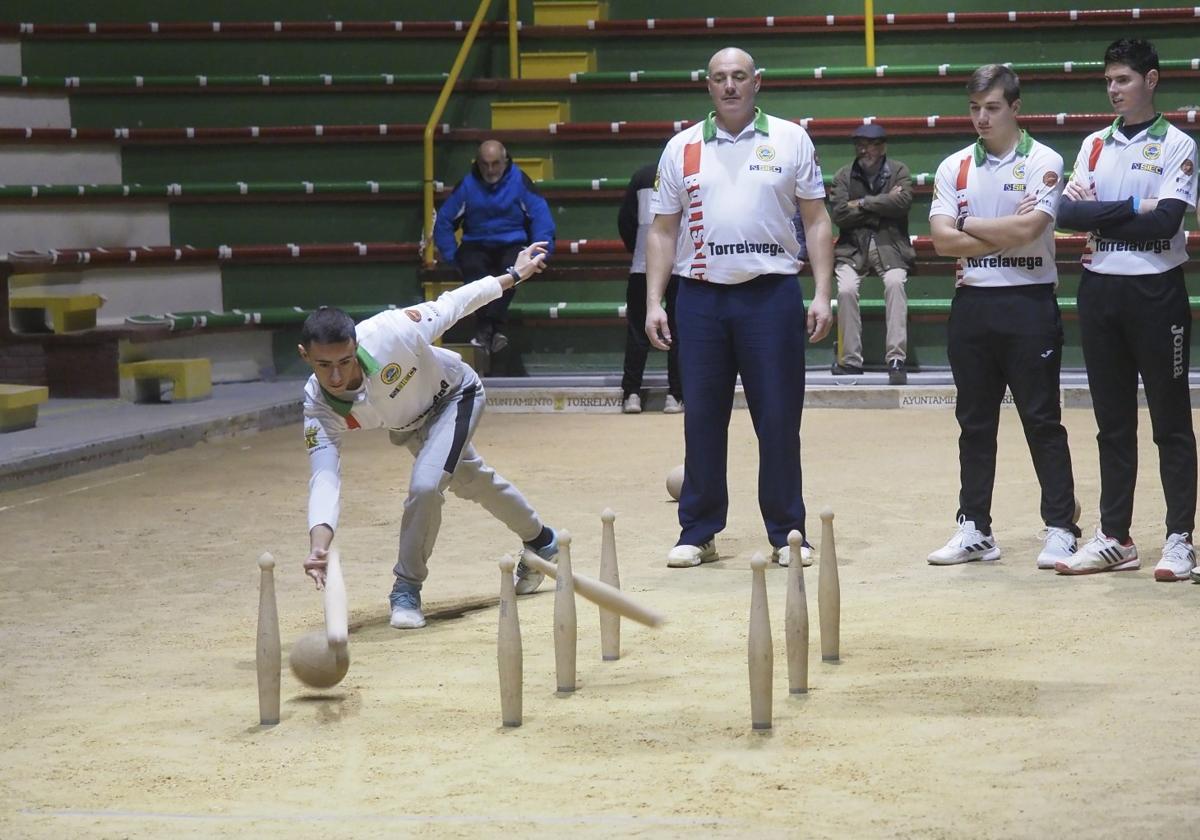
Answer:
[422, 0, 499, 267]
[509, 0, 520, 79]
[864, 0, 876, 67]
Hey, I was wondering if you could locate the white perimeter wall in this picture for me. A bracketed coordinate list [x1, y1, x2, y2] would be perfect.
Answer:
[0, 93, 71, 128]
[0, 146, 122, 184]
[0, 40, 20, 75]
[0, 204, 169, 253]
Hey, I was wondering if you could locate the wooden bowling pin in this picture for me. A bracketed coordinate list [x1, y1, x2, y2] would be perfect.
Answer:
[256, 552, 281, 726]
[818, 508, 841, 662]
[323, 548, 349, 648]
[748, 553, 773, 730]
[598, 509, 620, 661]
[553, 530, 577, 693]
[497, 557, 522, 727]
[784, 530, 810, 694]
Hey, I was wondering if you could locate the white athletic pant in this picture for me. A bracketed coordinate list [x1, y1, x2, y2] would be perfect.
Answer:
[388, 373, 543, 587]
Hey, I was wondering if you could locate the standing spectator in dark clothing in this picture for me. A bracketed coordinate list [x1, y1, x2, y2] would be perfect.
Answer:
[827, 124, 916, 384]
[433, 140, 556, 357]
[618, 163, 683, 414]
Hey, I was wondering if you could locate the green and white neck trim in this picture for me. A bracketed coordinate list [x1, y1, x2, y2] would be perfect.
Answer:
[1100, 113, 1169, 141]
[319, 345, 379, 417]
[973, 129, 1034, 166]
[702, 107, 771, 142]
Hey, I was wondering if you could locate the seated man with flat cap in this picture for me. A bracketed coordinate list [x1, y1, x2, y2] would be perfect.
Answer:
[827, 124, 916, 384]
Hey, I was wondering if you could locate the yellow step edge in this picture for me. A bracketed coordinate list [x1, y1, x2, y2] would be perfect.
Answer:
[533, 1, 607, 26]
[9, 293, 104, 334]
[512, 157, 554, 180]
[0, 384, 49, 432]
[519, 51, 596, 79]
[118, 358, 212, 402]
[491, 101, 570, 130]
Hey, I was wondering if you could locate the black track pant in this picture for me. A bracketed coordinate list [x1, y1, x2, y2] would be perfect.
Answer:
[948, 284, 1078, 536]
[621, 273, 682, 400]
[456, 241, 524, 337]
[1078, 266, 1196, 540]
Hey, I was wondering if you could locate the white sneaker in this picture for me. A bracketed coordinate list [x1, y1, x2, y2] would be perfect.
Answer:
[1056, 530, 1139, 575]
[1037, 527, 1077, 570]
[663, 395, 683, 414]
[1154, 532, 1195, 582]
[927, 517, 1001, 565]
[666, 540, 718, 568]
[622, 393, 642, 414]
[771, 542, 813, 567]
[388, 587, 426, 629]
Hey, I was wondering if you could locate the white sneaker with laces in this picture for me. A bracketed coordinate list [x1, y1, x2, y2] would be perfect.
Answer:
[1154, 532, 1195, 582]
[1037, 527, 1077, 570]
[927, 517, 1001, 565]
[663, 395, 683, 414]
[622, 393, 642, 414]
[771, 542, 813, 567]
[666, 540, 718, 568]
[1056, 530, 1139, 575]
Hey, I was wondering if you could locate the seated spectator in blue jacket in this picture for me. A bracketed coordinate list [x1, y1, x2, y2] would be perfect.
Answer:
[433, 140, 556, 355]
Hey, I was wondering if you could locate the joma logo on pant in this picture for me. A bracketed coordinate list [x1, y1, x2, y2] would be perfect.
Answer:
[1172, 324, 1185, 378]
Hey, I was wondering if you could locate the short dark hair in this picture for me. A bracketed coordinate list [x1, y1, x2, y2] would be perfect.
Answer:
[300, 307, 357, 347]
[1104, 38, 1159, 78]
[967, 64, 1020, 105]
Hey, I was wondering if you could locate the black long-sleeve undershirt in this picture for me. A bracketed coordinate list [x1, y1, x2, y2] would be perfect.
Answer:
[1058, 197, 1187, 242]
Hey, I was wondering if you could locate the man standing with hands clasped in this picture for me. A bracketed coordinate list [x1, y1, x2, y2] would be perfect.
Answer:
[926, 64, 1081, 570]
[1054, 39, 1198, 581]
[645, 47, 833, 569]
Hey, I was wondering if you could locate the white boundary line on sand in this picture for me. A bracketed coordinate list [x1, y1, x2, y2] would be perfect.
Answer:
[19, 808, 737, 828]
[0, 471, 144, 513]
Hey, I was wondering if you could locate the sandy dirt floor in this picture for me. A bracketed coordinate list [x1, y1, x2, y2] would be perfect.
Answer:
[1, 405, 1198, 839]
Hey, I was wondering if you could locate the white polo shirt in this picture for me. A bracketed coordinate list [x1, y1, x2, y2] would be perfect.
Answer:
[930, 130, 1063, 288]
[1068, 115, 1198, 275]
[651, 108, 825, 284]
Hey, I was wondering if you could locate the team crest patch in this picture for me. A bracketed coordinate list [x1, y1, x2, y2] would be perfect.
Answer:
[1013, 162, 1026, 179]
[381, 363, 402, 385]
[653, 169, 661, 191]
[1143, 143, 1162, 161]
[304, 424, 319, 449]
[404, 308, 422, 323]
[755, 145, 776, 162]
[1183, 159, 1195, 176]
[1042, 171, 1059, 188]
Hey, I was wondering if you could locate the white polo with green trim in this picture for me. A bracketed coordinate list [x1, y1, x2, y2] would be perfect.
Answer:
[930, 130, 1063, 288]
[303, 276, 502, 532]
[1068, 114, 1198, 275]
[650, 108, 825, 284]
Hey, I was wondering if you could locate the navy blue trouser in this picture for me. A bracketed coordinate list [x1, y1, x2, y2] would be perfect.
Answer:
[676, 273, 808, 548]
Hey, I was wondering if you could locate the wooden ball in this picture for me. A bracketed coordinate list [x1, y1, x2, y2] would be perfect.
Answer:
[666, 464, 685, 501]
[289, 630, 350, 689]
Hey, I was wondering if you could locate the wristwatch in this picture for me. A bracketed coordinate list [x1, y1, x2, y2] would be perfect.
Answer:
[955, 215, 967, 232]
[506, 266, 522, 286]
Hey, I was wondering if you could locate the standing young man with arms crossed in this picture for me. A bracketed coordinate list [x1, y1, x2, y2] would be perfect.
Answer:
[645, 47, 833, 569]
[1055, 39, 1198, 581]
[927, 64, 1081, 569]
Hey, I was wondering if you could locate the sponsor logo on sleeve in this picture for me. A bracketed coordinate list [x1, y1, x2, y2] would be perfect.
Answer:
[1182, 159, 1195, 177]
[381, 363, 402, 385]
[304, 425, 319, 449]
[1042, 171, 1059, 188]
[404, 309, 422, 323]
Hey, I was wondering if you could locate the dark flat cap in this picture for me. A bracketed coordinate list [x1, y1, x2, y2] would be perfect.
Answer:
[851, 123, 887, 140]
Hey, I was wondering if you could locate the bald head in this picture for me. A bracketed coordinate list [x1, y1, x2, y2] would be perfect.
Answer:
[476, 140, 509, 185]
[708, 47, 756, 77]
[706, 47, 761, 134]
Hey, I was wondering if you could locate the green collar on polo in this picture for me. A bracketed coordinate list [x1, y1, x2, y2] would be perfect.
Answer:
[973, 128, 1033, 166]
[319, 344, 378, 417]
[702, 107, 770, 142]
[1100, 113, 1169, 142]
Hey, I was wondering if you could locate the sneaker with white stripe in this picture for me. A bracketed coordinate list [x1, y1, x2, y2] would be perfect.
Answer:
[1056, 530, 1139, 575]
[1154, 532, 1195, 582]
[927, 517, 1001, 565]
[1037, 526, 1077, 569]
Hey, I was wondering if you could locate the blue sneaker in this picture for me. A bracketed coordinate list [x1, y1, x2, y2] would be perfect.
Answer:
[515, 527, 558, 595]
[389, 581, 426, 629]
